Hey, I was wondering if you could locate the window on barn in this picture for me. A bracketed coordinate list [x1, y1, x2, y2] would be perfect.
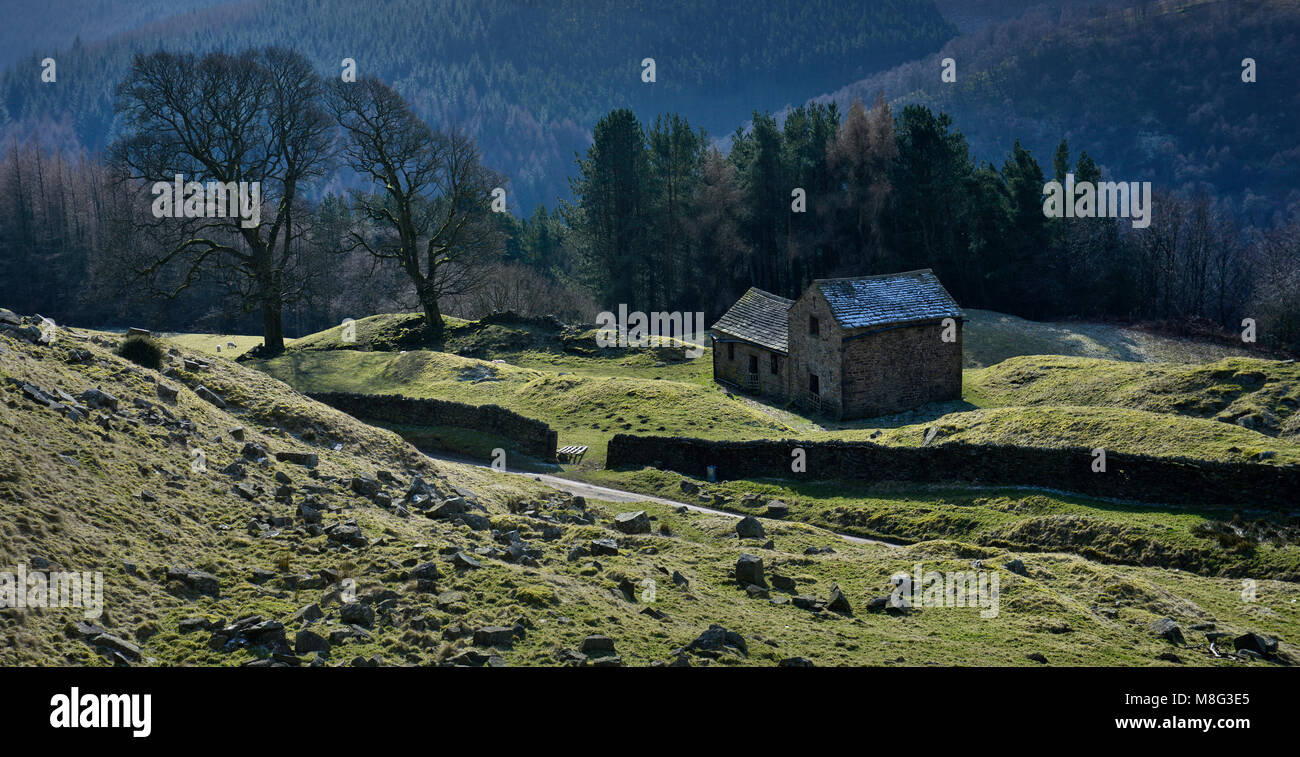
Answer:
[728, 342, 735, 360]
[809, 316, 819, 335]
[770, 354, 779, 374]
[748, 354, 758, 374]
[809, 373, 819, 395]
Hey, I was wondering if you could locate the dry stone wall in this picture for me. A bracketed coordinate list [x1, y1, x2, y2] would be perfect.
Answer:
[606, 434, 1299, 509]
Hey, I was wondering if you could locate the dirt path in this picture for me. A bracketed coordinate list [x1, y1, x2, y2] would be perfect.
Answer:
[423, 450, 899, 548]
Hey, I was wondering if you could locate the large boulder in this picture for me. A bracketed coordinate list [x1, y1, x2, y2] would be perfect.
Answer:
[736, 516, 765, 539]
[580, 635, 616, 655]
[686, 624, 747, 657]
[165, 567, 221, 597]
[735, 554, 764, 587]
[613, 510, 651, 535]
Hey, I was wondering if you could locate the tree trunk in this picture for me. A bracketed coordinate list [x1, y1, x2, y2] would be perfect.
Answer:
[257, 264, 285, 356]
[421, 295, 444, 340]
[261, 298, 285, 356]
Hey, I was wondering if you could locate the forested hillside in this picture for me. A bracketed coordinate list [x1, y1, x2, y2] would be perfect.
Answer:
[822, 0, 1300, 225]
[0, 0, 955, 211]
[0, 0, 227, 68]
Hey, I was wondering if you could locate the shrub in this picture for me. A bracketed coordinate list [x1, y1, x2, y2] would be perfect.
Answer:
[116, 334, 164, 370]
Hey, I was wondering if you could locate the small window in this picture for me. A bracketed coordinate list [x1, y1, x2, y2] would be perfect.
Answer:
[809, 316, 819, 335]
[728, 342, 735, 360]
[748, 355, 758, 374]
[809, 373, 820, 395]
[770, 354, 779, 374]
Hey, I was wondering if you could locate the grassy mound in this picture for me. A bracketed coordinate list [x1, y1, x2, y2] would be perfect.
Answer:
[961, 309, 1259, 368]
[966, 355, 1300, 438]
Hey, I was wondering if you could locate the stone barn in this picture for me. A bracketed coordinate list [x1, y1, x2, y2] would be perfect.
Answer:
[709, 287, 793, 398]
[710, 269, 963, 419]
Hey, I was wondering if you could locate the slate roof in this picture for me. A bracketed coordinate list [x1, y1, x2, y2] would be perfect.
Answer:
[815, 269, 962, 330]
[710, 287, 793, 354]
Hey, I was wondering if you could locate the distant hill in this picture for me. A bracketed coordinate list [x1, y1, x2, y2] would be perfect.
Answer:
[0, 0, 227, 68]
[0, 0, 955, 211]
[818, 0, 1300, 225]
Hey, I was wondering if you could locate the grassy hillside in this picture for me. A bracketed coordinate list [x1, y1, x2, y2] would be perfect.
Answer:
[962, 309, 1259, 368]
[578, 467, 1300, 581]
[966, 355, 1300, 436]
[252, 348, 789, 466]
[3, 317, 1296, 667]
[236, 310, 1300, 468]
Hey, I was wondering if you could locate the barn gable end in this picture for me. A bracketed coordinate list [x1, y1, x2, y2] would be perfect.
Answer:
[713, 270, 963, 419]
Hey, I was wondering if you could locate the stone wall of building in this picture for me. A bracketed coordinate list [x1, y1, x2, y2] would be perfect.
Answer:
[605, 434, 1299, 509]
[840, 320, 962, 417]
[310, 392, 557, 461]
[712, 339, 788, 400]
[787, 289, 842, 416]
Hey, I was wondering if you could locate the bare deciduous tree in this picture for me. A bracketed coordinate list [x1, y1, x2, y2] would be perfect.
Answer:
[328, 77, 503, 340]
[109, 48, 331, 355]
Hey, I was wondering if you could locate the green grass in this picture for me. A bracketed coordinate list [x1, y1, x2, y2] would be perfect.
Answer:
[164, 332, 298, 358]
[5, 322, 1298, 667]
[573, 467, 1300, 582]
[964, 355, 1300, 437]
[251, 347, 1300, 467]
[252, 349, 790, 467]
[962, 308, 1260, 368]
[830, 406, 1300, 464]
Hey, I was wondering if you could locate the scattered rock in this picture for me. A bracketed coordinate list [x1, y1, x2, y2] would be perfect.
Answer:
[735, 554, 764, 587]
[1150, 617, 1185, 645]
[1233, 633, 1279, 659]
[340, 602, 374, 628]
[327, 524, 368, 548]
[78, 388, 118, 411]
[428, 496, 467, 519]
[409, 562, 440, 582]
[295, 629, 330, 655]
[736, 515, 765, 539]
[686, 624, 747, 657]
[350, 475, 381, 498]
[473, 626, 515, 647]
[194, 385, 226, 408]
[276, 451, 319, 467]
[765, 501, 789, 518]
[826, 583, 852, 614]
[165, 566, 221, 597]
[291, 604, 323, 624]
[89, 633, 142, 662]
[580, 635, 616, 655]
[613, 510, 651, 535]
